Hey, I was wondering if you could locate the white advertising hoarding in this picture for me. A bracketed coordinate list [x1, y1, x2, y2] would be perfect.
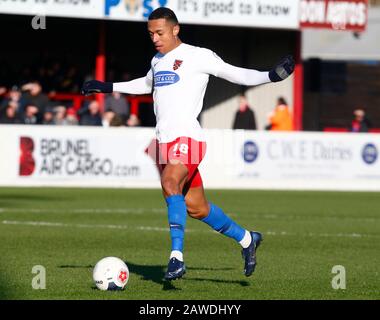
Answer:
[104, 0, 299, 29]
[200, 130, 380, 190]
[0, 0, 103, 19]
[0, 125, 379, 191]
[0, 1, 369, 31]
[0, 0, 299, 29]
[0, 125, 160, 187]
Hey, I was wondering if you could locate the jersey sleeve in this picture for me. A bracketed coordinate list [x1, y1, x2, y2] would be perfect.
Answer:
[113, 69, 153, 94]
[197, 48, 270, 86]
[217, 63, 270, 86]
[196, 48, 225, 77]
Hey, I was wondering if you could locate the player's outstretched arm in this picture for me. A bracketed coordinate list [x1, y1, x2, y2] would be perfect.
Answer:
[113, 77, 153, 95]
[81, 76, 152, 96]
[216, 55, 295, 86]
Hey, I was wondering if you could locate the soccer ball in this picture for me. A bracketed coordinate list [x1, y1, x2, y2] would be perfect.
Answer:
[93, 257, 129, 291]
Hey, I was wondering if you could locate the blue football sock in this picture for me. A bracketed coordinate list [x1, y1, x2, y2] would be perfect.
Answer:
[166, 195, 187, 253]
[201, 203, 245, 242]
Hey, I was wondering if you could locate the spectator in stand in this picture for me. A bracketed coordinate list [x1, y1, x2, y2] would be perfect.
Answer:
[351, 108, 371, 133]
[266, 97, 294, 131]
[232, 94, 257, 130]
[102, 110, 116, 127]
[21, 81, 50, 124]
[102, 110, 126, 127]
[0, 85, 26, 116]
[22, 105, 39, 125]
[105, 91, 130, 124]
[78, 100, 102, 126]
[65, 107, 79, 126]
[0, 104, 22, 124]
[126, 113, 140, 127]
[54, 105, 68, 125]
[42, 107, 55, 125]
[110, 114, 125, 127]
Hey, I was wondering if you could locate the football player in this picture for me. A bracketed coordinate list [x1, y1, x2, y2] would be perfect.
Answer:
[82, 7, 294, 280]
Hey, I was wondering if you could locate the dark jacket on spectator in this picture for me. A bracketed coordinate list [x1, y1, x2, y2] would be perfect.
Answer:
[22, 91, 50, 124]
[79, 113, 102, 126]
[233, 108, 257, 130]
[0, 115, 22, 124]
[77, 103, 101, 126]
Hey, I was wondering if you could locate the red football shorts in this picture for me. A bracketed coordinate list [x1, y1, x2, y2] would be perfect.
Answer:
[145, 137, 207, 189]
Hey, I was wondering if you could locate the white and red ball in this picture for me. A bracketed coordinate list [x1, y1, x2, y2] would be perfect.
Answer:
[93, 257, 129, 291]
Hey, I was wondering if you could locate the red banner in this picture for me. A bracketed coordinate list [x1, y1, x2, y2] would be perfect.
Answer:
[300, 0, 368, 31]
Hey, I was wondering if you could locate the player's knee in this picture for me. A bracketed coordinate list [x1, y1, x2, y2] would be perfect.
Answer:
[161, 177, 181, 196]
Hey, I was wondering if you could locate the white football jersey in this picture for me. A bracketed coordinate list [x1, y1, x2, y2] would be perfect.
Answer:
[147, 43, 222, 142]
[113, 43, 270, 143]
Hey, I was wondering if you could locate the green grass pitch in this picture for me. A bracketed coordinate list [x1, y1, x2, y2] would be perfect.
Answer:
[0, 187, 379, 300]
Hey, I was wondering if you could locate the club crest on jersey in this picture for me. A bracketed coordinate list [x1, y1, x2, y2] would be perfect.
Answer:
[154, 71, 180, 87]
[173, 59, 183, 70]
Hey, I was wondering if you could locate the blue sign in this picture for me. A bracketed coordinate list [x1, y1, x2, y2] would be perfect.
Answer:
[105, 0, 120, 16]
[143, 0, 168, 18]
[105, 0, 168, 18]
[242, 141, 259, 163]
[154, 71, 180, 87]
[362, 143, 378, 165]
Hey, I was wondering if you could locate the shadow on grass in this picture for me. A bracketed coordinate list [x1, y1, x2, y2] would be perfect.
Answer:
[125, 261, 250, 289]
[58, 262, 179, 291]
[183, 277, 250, 286]
[124, 261, 179, 291]
[57, 261, 249, 291]
[187, 266, 234, 271]
[58, 265, 94, 269]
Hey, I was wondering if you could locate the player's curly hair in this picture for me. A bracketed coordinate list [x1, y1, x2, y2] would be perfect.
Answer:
[148, 7, 178, 25]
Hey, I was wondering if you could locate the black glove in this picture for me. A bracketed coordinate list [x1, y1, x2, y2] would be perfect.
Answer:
[269, 55, 295, 82]
[81, 80, 113, 95]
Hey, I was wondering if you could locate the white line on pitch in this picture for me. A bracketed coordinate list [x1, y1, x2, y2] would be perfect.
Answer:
[2, 220, 379, 239]
[0, 208, 166, 214]
[0, 208, 377, 222]
[0, 208, 237, 217]
[1, 220, 193, 233]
